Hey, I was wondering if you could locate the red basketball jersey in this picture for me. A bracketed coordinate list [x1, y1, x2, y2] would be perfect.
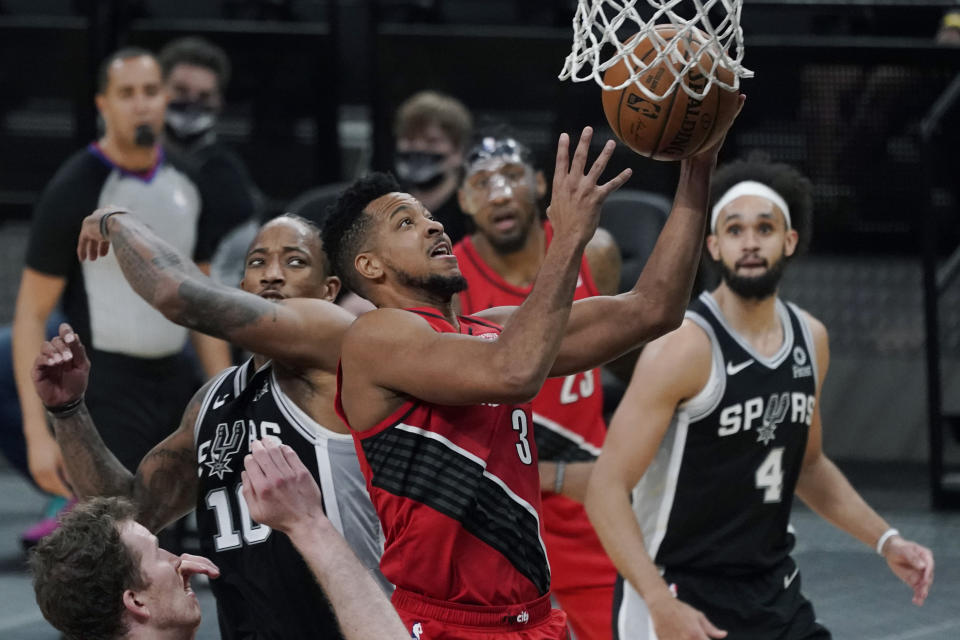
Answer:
[454, 225, 616, 594]
[336, 309, 550, 606]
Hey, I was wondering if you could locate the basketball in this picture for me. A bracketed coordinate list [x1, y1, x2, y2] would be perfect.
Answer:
[601, 25, 741, 160]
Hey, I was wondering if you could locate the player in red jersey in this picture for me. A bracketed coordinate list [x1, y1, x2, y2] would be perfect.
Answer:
[322, 116, 739, 639]
[454, 133, 619, 640]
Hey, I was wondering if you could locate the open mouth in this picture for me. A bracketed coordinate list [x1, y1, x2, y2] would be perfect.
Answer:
[491, 211, 517, 232]
[430, 242, 454, 258]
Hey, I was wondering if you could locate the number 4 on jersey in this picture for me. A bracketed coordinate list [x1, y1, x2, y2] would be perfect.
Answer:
[755, 447, 785, 503]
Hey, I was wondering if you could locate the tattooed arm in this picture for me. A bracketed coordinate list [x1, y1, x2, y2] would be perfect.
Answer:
[32, 323, 203, 532]
[76, 208, 353, 373]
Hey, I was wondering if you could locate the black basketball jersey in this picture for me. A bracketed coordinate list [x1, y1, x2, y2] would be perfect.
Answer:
[632, 292, 819, 575]
[195, 359, 388, 640]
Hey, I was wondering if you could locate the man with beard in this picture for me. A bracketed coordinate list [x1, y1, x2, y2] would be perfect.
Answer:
[453, 133, 619, 640]
[585, 156, 935, 640]
[34, 213, 388, 639]
[324, 119, 738, 638]
[11, 48, 230, 518]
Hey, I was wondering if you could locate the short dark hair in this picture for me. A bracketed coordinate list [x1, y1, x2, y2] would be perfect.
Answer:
[96, 47, 157, 94]
[158, 36, 232, 93]
[260, 213, 332, 276]
[29, 497, 147, 640]
[709, 151, 814, 256]
[394, 91, 473, 151]
[321, 173, 401, 293]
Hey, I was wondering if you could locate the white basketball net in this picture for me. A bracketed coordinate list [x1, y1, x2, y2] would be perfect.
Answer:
[559, 0, 754, 102]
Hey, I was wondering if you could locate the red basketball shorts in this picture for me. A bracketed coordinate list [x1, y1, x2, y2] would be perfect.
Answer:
[393, 589, 570, 640]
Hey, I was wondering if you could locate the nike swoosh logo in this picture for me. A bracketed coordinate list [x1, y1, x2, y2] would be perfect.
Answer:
[212, 395, 229, 409]
[726, 359, 754, 375]
[784, 567, 799, 589]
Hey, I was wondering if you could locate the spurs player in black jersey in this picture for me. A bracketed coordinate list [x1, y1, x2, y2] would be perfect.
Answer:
[586, 157, 934, 640]
[32, 213, 386, 640]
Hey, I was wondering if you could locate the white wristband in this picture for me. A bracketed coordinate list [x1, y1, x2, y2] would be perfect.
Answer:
[554, 461, 566, 494]
[876, 528, 899, 556]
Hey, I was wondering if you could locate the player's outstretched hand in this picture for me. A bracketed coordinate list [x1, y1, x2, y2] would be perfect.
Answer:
[648, 594, 727, 640]
[178, 553, 220, 582]
[31, 323, 90, 410]
[883, 535, 934, 606]
[242, 438, 326, 535]
[77, 206, 128, 261]
[547, 127, 631, 247]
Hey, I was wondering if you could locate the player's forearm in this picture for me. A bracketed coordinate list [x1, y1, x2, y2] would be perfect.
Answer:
[493, 234, 587, 397]
[106, 215, 265, 343]
[541, 460, 594, 504]
[625, 156, 712, 333]
[585, 472, 673, 603]
[550, 160, 713, 376]
[287, 520, 409, 639]
[795, 453, 891, 550]
[106, 214, 205, 316]
[48, 403, 135, 500]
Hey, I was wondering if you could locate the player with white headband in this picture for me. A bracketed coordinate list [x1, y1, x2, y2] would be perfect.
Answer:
[587, 153, 934, 640]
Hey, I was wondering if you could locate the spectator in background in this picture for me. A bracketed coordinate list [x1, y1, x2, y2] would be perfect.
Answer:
[393, 90, 473, 244]
[11, 47, 231, 546]
[159, 36, 260, 242]
[937, 9, 960, 45]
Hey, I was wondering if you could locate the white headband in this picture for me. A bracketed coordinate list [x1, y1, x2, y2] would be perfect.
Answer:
[710, 181, 791, 233]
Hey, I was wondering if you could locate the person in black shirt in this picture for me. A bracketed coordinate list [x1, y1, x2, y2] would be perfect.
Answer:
[587, 157, 935, 640]
[12, 47, 231, 503]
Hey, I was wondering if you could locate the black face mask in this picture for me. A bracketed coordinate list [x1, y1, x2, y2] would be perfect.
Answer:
[134, 124, 157, 148]
[165, 101, 217, 146]
[394, 151, 449, 190]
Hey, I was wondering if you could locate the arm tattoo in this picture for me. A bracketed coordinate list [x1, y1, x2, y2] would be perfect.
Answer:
[133, 446, 198, 532]
[52, 400, 201, 533]
[178, 278, 271, 340]
[51, 404, 136, 499]
[108, 214, 275, 341]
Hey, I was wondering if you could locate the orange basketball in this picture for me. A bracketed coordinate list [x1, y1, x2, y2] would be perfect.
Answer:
[602, 25, 740, 160]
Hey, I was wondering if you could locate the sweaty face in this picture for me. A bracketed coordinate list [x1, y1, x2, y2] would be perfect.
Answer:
[97, 56, 167, 148]
[708, 195, 798, 301]
[459, 157, 540, 254]
[362, 192, 466, 300]
[120, 521, 201, 632]
[241, 218, 335, 302]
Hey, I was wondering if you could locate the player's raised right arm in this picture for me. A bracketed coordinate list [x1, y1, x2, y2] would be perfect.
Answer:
[586, 322, 726, 640]
[32, 323, 202, 533]
[77, 210, 353, 372]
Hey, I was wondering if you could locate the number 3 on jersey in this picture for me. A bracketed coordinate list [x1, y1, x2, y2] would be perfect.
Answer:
[755, 447, 785, 503]
[512, 409, 533, 465]
[206, 484, 271, 551]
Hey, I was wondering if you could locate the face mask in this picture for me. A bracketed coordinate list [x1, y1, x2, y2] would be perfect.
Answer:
[395, 151, 449, 190]
[165, 101, 217, 145]
[134, 124, 157, 148]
